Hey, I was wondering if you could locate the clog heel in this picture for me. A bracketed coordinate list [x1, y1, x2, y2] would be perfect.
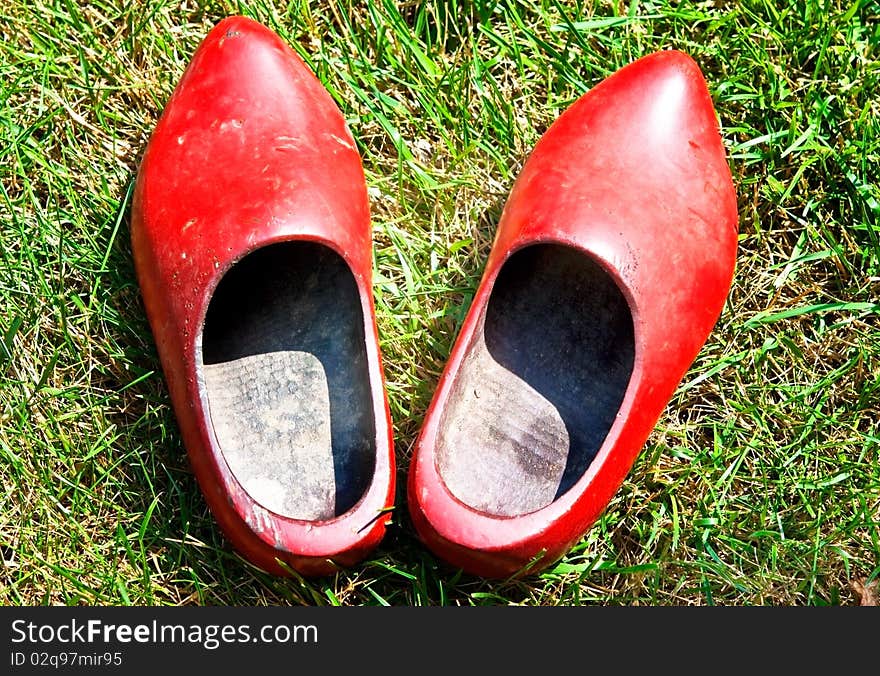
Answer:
[407, 51, 738, 578]
[131, 16, 395, 576]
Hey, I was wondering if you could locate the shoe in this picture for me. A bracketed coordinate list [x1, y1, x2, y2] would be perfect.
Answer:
[407, 50, 738, 578]
[131, 16, 395, 576]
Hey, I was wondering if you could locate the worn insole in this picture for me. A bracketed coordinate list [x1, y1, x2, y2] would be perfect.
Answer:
[436, 244, 635, 517]
[200, 242, 375, 521]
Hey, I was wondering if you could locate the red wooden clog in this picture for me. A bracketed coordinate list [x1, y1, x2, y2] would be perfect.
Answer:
[407, 51, 738, 578]
[131, 16, 395, 576]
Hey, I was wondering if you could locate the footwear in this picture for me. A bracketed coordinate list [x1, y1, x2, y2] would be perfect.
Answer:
[131, 16, 395, 576]
[407, 51, 738, 578]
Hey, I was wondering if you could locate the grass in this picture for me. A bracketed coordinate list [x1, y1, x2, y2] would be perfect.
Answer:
[0, 0, 878, 606]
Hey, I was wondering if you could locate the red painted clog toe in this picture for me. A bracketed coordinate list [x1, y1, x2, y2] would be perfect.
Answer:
[131, 17, 395, 576]
[407, 51, 738, 578]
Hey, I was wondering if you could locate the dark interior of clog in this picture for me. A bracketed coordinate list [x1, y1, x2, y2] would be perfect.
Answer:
[200, 241, 375, 521]
[436, 244, 635, 517]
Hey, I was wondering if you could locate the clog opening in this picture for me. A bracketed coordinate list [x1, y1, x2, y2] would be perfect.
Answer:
[200, 241, 376, 521]
[435, 243, 635, 517]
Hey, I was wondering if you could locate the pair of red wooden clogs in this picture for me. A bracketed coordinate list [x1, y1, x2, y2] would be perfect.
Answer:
[131, 16, 738, 578]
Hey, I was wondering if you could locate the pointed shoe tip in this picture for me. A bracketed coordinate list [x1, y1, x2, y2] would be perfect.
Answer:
[169, 14, 314, 108]
[636, 49, 706, 78]
[628, 49, 715, 103]
[202, 15, 287, 51]
[212, 15, 270, 35]
[608, 49, 725, 147]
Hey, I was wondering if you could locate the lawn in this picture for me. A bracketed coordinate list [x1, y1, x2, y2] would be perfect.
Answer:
[1, 0, 878, 606]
